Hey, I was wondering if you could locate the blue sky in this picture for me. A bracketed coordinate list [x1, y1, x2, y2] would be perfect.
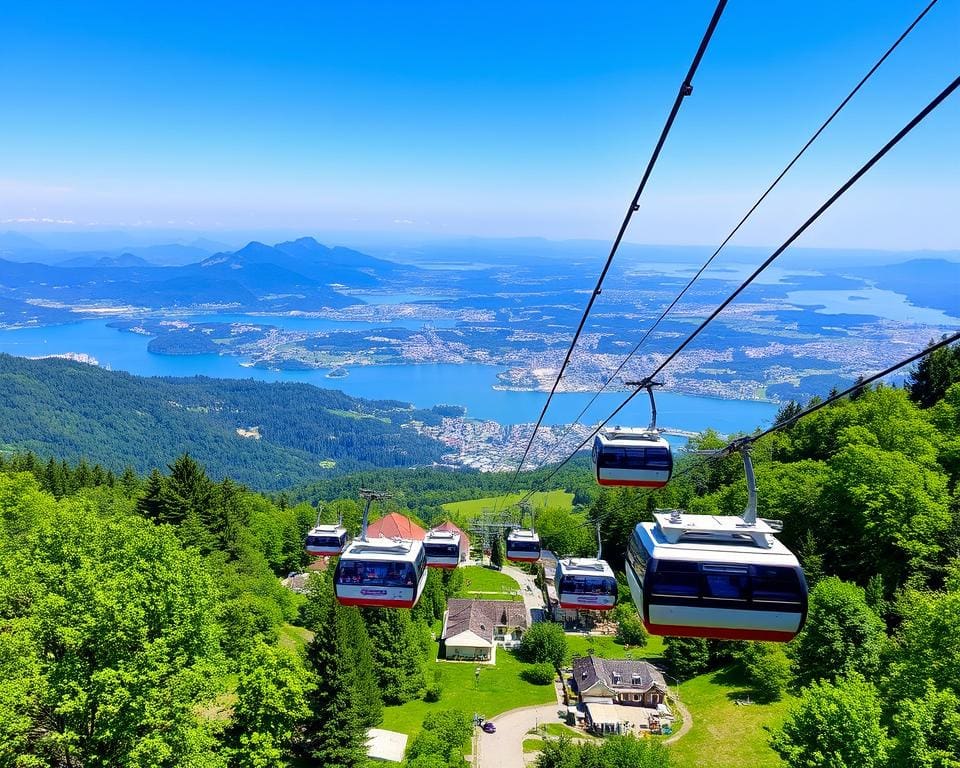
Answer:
[1, 1, 957, 248]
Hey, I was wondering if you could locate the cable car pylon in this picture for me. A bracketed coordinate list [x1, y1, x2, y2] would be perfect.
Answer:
[334, 488, 428, 609]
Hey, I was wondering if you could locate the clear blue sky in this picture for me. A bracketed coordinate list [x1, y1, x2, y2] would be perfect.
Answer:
[1, 1, 957, 248]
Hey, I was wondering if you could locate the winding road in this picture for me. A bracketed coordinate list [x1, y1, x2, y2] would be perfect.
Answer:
[474, 693, 691, 766]
[475, 703, 564, 768]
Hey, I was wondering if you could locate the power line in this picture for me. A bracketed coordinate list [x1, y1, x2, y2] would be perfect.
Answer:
[505, 0, 729, 490]
[530, 0, 941, 470]
[672, 331, 960, 478]
[520, 75, 960, 495]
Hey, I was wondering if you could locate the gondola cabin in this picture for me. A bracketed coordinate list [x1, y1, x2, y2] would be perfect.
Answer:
[592, 428, 673, 488]
[334, 538, 428, 609]
[555, 558, 618, 611]
[423, 529, 462, 569]
[304, 524, 349, 557]
[625, 512, 807, 642]
[506, 529, 541, 563]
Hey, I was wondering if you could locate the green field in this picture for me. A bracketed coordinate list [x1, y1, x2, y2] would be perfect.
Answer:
[380, 649, 557, 739]
[668, 666, 794, 768]
[459, 565, 523, 601]
[566, 633, 665, 662]
[442, 490, 574, 519]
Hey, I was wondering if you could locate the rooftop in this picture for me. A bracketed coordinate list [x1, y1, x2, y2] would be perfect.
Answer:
[442, 598, 529, 643]
[573, 656, 666, 693]
[367, 512, 427, 541]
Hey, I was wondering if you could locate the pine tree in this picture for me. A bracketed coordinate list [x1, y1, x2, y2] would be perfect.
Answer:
[907, 338, 960, 408]
[120, 466, 140, 498]
[303, 595, 376, 766]
[491, 536, 504, 569]
[362, 608, 426, 704]
[74, 458, 92, 489]
[137, 468, 165, 521]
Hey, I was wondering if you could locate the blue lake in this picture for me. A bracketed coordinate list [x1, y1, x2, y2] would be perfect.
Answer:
[0, 319, 778, 434]
[784, 287, 960, 325]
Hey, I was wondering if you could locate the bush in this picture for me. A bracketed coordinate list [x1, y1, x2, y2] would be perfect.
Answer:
[518, 622, 568, 668]
[424, 685, 442, 702]
[522, 663, 556, 685]
[612, 604, 648, 648]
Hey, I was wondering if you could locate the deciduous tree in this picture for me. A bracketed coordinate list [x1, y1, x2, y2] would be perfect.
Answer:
[791, 577, 886, 687]
[772, 673, 889, 768]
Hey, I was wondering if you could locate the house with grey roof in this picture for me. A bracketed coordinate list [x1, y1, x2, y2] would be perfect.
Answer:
[440, 598, 528, 663]
[572, 655, 667, 707]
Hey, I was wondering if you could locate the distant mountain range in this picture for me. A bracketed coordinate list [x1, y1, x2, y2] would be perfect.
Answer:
[0, 236, 430, 323]
[0, 354, 450, 489]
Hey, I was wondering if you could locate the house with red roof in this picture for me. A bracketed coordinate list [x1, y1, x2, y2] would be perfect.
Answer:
[366, 512, 426, 541]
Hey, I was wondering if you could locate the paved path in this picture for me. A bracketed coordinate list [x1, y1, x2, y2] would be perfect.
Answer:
[475, 703, 564, 768]
[500, 564, 546, 623]
[662, 694, 693, 745]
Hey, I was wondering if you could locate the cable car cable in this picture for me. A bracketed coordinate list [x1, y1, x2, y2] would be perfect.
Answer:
[515, 76, 960, 496]
[530, 0, 940, 471]
[671, 331, 960, 480]
[502, 0, 729, 498]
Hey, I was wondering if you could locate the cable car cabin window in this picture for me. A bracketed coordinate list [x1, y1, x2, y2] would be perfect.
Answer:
[416, 547, 427, 573]
[307, 535, 341, 548]
[425, 543, 460, 559]
[644, 447, 672, 469]
[508, 540, 540, 553]
[336, 560, 416, 588]
[626, 535, 649, 580]
[598, 447, 671, 470]
[751, 566, 804, 604]
[649, 561, 700, 598]
[703, 573, 750, 601]
[559, 576, 617, 595]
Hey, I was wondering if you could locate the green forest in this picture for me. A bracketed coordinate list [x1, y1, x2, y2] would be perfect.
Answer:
[1, 343, 959, 767]
[0, 354, 451, 489]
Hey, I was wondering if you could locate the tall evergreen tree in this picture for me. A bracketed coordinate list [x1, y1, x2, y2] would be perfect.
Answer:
[303, 592, 375, 766]
[490, 536, 505, 569]
[137, 468, 165, 521]
[362, 608, 426, 704]
[160, 454, 216, 550]
[120, 465, 140, 498]
[907, 338, 960, 408]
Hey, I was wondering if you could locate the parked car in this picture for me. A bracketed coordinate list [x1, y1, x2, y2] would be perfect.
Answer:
[482, 721, 496, 734]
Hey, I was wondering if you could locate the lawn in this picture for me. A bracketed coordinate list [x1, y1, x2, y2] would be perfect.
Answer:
[278, 623, 314, 651]
[566, 633, 665, 662]
[668, 666, 795, 768]
[442, 490, 574, 519]
[380, 649, 557, 739]
[458, 565, 523, 601]
[537, 723, 588, 739]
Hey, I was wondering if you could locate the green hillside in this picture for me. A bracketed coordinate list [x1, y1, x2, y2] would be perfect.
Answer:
[0, 353, 448, 489]
[441, 490, 574, 518]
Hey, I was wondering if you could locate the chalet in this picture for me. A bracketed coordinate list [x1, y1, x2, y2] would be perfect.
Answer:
[440, 598, 528, 663]
[573, 656, 667, 707]
[367, 512, 426, 541]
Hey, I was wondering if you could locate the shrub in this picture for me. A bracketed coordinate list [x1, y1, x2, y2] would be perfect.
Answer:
[424, 685, 442, 702]
[522, 663, 556, 685]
